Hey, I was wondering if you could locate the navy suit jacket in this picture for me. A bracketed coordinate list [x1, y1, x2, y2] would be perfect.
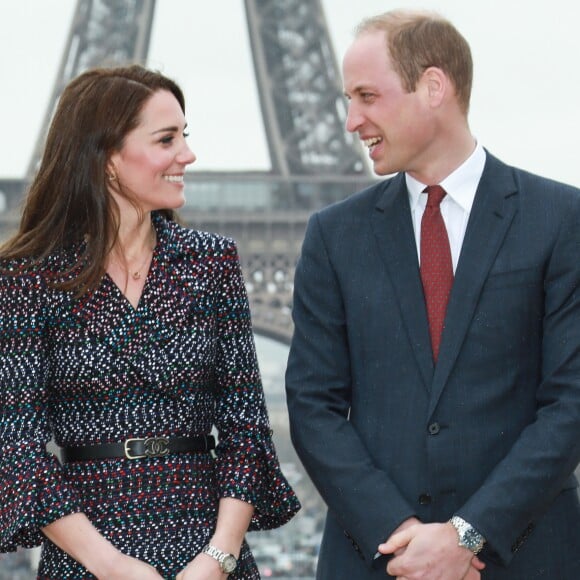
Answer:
[286, 153, 580, 578]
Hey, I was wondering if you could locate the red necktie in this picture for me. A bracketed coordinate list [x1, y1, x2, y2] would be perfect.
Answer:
[420, 185, 453, 362]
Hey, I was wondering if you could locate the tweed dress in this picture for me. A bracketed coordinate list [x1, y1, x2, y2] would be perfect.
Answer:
[0, 214, 300, 579]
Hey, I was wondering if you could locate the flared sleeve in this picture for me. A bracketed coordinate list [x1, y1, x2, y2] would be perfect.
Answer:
[211, 241, 300, 531]
[0, 269, 81, 552]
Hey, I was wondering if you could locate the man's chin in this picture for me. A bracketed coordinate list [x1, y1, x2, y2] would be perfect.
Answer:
[372, 163, 396, 177]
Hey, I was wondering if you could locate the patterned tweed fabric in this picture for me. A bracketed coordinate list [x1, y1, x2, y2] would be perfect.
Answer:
[0, 213, 300, 578]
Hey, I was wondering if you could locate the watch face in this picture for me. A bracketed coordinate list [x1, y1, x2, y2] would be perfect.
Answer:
[222, 554, 237, 573]
[464, 529, 483, 551]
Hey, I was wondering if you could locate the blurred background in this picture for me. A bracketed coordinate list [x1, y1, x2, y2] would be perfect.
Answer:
[1, 0, 579, 577]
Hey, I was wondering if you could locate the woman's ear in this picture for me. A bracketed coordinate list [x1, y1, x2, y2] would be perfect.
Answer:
[106, 161, 118, 182]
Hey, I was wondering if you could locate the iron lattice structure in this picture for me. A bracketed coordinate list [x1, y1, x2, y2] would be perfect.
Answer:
[27, 0, 157, 178]
[244, 0, 368, 177]
[1, 0, 375, 344]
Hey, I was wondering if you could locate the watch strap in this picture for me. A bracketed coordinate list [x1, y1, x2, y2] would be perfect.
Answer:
[202, 543, 238, 573]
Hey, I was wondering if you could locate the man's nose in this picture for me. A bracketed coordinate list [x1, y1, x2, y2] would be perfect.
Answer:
[345, 102, 363, 133]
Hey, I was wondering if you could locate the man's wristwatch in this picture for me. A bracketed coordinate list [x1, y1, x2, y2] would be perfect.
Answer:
[202, 543, 238, 574]
[449, 516, 485, 555]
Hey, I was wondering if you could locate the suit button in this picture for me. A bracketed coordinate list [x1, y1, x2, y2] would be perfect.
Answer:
[428, 422, 441, 435]
[418, 493, 432, 505]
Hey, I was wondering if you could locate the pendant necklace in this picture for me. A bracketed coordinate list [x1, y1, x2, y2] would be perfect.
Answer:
[128, 251, 152, 280]
[119, 224, 156, 282]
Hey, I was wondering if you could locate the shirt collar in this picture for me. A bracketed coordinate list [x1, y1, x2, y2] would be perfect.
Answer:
[406, 141, 486, 212]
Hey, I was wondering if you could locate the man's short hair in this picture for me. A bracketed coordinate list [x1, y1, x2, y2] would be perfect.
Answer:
[356, 10, 473, 114]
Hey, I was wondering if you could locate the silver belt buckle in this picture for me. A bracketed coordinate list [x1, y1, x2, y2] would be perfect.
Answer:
[124, 437, 169, 460]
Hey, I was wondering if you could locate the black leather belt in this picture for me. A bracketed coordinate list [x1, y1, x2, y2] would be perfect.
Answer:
[61, 435, 216, 463]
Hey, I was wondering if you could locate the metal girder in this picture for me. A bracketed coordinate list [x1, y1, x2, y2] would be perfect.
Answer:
[244, 0, 370, 177]
[27, 0, 156, 178]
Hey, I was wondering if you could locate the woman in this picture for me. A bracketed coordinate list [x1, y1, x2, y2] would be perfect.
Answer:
[0, 65, 300, 579]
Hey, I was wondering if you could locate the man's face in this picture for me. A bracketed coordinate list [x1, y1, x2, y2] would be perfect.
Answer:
[343, 31, 436, 177]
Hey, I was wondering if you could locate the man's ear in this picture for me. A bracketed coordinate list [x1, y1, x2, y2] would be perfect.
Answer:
[422, 66, 447, 108]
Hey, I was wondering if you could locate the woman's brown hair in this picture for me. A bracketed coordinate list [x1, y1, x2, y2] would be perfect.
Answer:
[0, 64, 186, 295]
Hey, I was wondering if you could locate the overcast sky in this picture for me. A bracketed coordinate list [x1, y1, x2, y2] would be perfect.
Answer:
[1, 0, 579, 187]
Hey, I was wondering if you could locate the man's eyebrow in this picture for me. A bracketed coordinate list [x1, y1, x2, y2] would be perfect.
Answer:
[344, 85, 374, 98]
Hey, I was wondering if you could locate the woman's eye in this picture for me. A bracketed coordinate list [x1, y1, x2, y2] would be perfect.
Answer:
[160, 135, 174, 144]
[183, 131, 190, 139]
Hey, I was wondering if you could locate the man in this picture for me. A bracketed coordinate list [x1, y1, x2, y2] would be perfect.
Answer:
[285, 10, 580, 579]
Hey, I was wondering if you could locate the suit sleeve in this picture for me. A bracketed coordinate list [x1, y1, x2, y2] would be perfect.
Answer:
[285, 213, 416, 562]
[459, 190, 580, 564]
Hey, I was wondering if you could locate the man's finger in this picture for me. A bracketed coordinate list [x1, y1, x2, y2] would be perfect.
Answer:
[378, 529, 412, 555]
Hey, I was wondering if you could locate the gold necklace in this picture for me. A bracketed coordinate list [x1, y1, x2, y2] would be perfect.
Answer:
[114, 249, 153, 283]
[115, 225, 156, 282]
[127, 251, 152, 280]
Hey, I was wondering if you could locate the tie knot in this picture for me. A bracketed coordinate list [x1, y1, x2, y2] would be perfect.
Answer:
[424, 185, 447, 207]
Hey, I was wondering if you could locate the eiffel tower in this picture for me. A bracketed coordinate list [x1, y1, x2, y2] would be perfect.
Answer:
[2, 0, 374, 344]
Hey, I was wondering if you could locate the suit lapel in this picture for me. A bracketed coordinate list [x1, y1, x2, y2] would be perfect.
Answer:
[371, 174, 434, 391]
[427, 154, 519, 417]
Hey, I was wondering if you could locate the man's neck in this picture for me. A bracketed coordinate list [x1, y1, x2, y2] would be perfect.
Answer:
[408, 131, 476, 185]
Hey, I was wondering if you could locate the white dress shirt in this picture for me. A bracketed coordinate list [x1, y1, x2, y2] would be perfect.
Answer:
[406, 142, 486, 273]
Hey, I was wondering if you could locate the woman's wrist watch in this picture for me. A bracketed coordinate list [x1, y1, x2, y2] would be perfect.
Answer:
[449, 515, 486, 555]
[202, 543, 238, 574]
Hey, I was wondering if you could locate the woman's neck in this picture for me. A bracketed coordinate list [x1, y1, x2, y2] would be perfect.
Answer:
[115, 214, 155, 260]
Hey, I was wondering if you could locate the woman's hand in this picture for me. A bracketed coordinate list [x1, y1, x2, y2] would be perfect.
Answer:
[175, 552, 227, 580]
[42, 513, 163, 579]
[176, 497, 253, 579]
[98, 552, 164, 579]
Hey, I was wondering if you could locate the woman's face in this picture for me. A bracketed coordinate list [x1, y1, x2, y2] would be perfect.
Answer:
[109, 89, 196, 213]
